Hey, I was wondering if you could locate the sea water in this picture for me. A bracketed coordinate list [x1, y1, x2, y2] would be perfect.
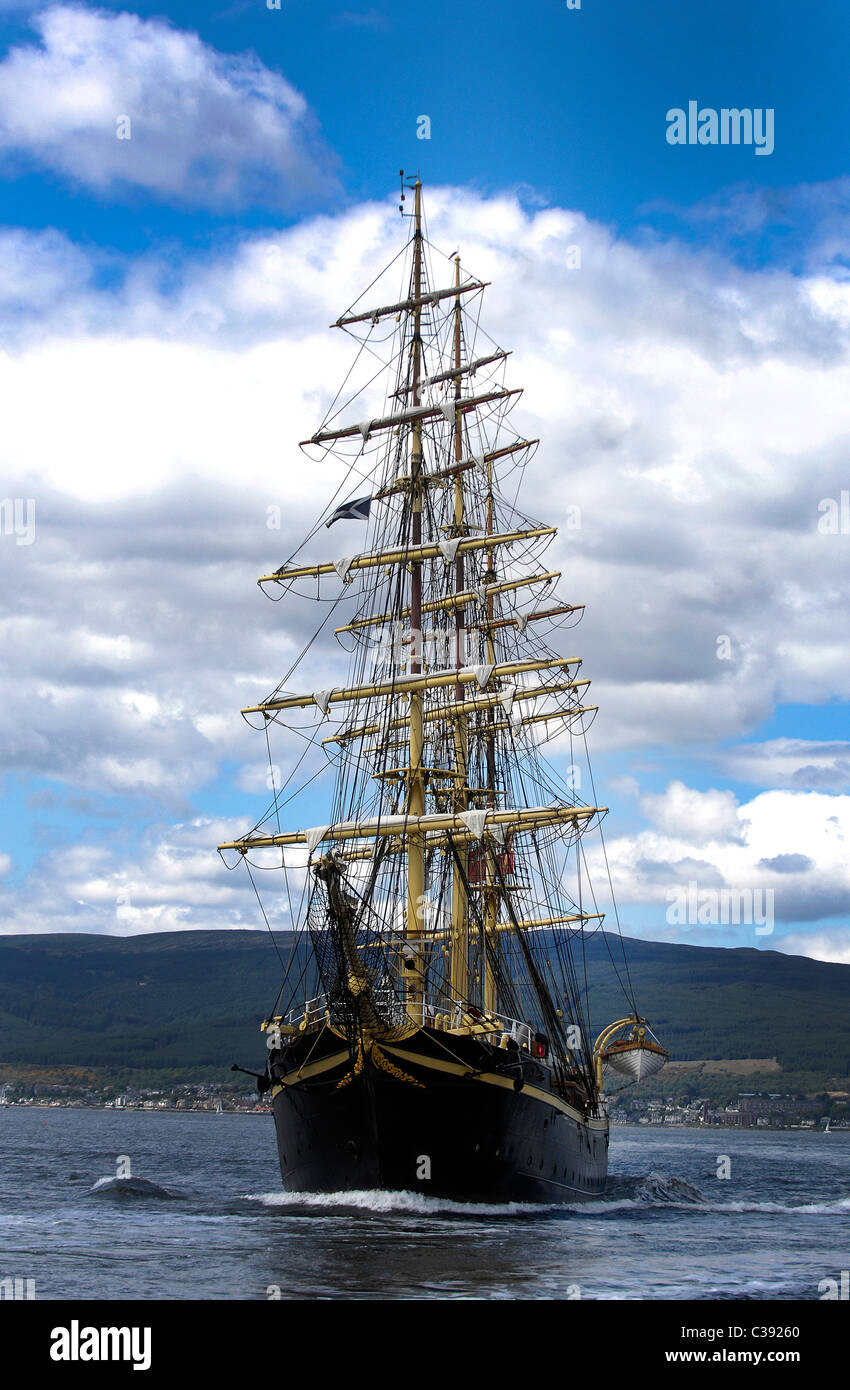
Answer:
[0, 1109, 847, 1300]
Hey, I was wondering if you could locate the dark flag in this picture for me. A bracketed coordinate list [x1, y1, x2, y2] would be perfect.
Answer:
[325, 495, 372, 527]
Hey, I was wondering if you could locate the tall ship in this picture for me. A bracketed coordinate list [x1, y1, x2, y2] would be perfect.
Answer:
[220, 175, 667, 1202]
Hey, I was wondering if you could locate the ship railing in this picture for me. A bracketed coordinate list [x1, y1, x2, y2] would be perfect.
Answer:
[425, 1001, 541, 1053]
[285, 995, 328, 1026]
[284, 990, 410, 1031]
[283, 993, 543, 1055]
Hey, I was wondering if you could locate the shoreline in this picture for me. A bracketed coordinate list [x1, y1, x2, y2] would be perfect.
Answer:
[1, 1102, 271, 1114]
[3, 1102, 845, 1132]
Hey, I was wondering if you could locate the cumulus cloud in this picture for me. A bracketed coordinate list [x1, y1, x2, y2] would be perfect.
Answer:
[0, 4, 337, 208]
[1, 183, 850, 951]
[775, 928, 850, 966]
[0, 477, 342, 809]
[722, 738, 850, 791]
[585, 788, 850, 937]
[5, 776, 849, 944]
[640, 780, 746, 844]
[0, 816, 303, 936]
[758, 853, 814, 873]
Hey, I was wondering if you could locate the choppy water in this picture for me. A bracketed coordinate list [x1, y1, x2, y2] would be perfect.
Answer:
[1, 1109, 847, 1300]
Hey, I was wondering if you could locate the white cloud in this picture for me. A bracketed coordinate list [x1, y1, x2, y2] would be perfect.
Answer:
[775, 928, 850, 965]
[0, 227, 93, 308]
[585, 787, 850, 933]
[0, 815, 309, 936]
[1, 190, 848, 767]
[640, 780, 746, 844]
[0, 4, 337, 208]
[722, 738, 850, 791]
[1, 184, 850, 954]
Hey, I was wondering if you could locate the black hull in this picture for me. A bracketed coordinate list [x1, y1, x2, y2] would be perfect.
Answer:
[269, 1027, 608, 1204]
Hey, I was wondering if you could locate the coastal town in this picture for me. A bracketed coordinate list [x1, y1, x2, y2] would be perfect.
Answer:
[0, 1080, 270, 1114]
[2, 1078, 846, 1129]
[608, 1091, 846, 1129]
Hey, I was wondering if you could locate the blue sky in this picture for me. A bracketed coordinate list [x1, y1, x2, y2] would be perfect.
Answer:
[6, 1, 850, 252]
[0, 0, 849, 959]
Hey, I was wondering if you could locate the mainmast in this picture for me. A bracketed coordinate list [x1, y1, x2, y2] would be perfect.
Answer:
[405, 177, 426, 1021]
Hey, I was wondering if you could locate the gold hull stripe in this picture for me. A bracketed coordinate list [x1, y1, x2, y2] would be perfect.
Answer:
[269, 1040, 608, 1134]
[270, 1049, 351, 1094]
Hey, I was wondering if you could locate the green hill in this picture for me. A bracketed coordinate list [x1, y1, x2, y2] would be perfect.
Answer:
[0, 930, 846, 1083]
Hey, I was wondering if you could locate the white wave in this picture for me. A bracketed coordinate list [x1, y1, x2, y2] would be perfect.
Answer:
[242, 1188, 557, 1217]
[243, 1183, 850, 1219]
[700, 1195, 850, 1216]
[90, 1176, 119, 1191]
